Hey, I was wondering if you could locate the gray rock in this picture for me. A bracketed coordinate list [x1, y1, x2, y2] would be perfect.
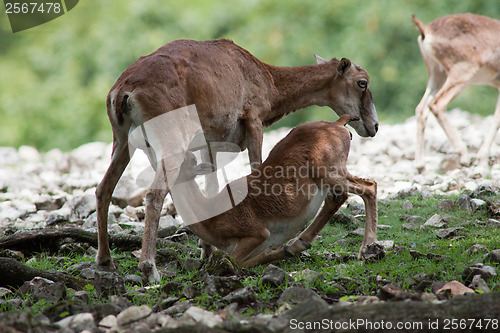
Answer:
[484, 249, 500, 263]
[201, 250, 239, 276]
[399, 214, 425, 224]
[361, 242, 385, 261]
[457, 194, 472, 212]
[72, 291, 90, 304]
[436, 227, 463, 239]
[202, 275, 244, 297]
[222, 287, 256, 305]
[68, 194, 97, 220]
[0, 200, 36, 221]
[55, 312, 96, 332]
[402, 200, 413, 210]
[261, 264, 294, 288]
[471, 198, 486, 210]
[347, 227, 366, 237]
[424, 214, 447, 228]
[472, 184, 499, 197]
[117, 305, 152, 327]
[94, 270, 126, 298]
[182, 306, 223, 329]
[463, 244, 489, 256]
[462, 263, 497, 284]
[469, 275, 491, 293]
[295, 268, 324, 287]
[124, 274, 143, 286]
[18, 277, 66, 302]
[437, 199, 454, 212]
[329, 211, 358, 227]
[0, 287, 14, 298]
[278, 286, 326, 307]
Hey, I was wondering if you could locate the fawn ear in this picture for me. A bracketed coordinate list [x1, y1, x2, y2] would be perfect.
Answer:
[337, 58, 351, 75]
[314, 54, 328, 64]
[192, 162, 214, 176]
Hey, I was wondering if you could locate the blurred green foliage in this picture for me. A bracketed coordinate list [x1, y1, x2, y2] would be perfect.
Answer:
[1, 0, 500, 151]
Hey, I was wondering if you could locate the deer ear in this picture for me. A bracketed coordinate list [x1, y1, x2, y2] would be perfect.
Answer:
[337, 58, 351, 75]
[314, 54, 328, 64]
[192, 162, 214, 176]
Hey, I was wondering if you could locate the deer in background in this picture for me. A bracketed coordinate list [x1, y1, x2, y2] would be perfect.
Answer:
[173, 115, 377, 266]
[412, 13, 500, 172]
[96, 39, 378, 283]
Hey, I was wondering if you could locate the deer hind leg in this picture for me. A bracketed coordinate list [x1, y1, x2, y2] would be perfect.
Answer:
[96, 140, 131, 267]
[415, 64, 447, 172]
[240, 193, 348, 267]
[429, 69, 476, 165]
[139, 159, 170, 283]
[477, 89, 500, 168]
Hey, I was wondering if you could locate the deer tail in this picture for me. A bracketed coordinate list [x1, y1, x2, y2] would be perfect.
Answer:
[411, 14, 427, 39]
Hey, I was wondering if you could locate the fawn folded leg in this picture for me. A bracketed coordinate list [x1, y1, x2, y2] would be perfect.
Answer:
[239, 192, 347, 267]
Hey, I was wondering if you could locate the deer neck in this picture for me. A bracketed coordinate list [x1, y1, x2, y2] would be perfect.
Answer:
[266, 62, 337, 124]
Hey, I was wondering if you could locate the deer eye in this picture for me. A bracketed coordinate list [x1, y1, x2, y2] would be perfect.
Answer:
[357, 80, 368, 89]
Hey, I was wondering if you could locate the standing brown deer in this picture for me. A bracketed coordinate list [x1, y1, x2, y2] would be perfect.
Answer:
[412, 14, 500, 172]
[96, 39, 378, 283]
[172, 115, 378, 267]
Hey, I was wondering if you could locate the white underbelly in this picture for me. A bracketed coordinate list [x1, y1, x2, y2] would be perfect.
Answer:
[245, 186, 328, 259]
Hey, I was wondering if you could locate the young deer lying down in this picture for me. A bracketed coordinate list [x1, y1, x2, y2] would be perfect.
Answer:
[172, 115, 378, 266]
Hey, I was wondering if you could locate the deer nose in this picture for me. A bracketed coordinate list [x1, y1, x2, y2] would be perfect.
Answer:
[374, 123, 379, 133]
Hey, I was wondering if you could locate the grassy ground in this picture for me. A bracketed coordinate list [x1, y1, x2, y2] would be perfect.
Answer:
[2, 192, 499, 318]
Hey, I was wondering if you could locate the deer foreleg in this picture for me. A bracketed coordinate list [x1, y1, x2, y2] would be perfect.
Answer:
[477, 90, 500, 168]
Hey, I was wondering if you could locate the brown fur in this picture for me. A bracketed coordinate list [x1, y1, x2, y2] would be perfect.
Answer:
[412, 14, 500, 171]
[175, 120, 377, 266]
[96, 39, 378, 282]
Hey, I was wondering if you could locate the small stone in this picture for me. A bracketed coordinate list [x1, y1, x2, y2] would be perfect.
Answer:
[278, 286, 326, 307]
[424, 214, 447, 228]
[402, 200, 413, 210]
[399, 214, 425, 224]
[294, 269, 324, 286]
[182, 306, 223, 329]
[484, 249, 500, 263]
[329, 211, 359, 227]
[94, 271, 126, 298]
[437, 199, 454, 212]
[436, 280, 475, 299]
[261, 264, 294, 288]
[472, 184, 498, 197]
[99, 315, 118, 329]
[55, 312, 96, 333]
[347, 228, 365, 237]
[463, 244, 489, 256]
[457, 194, 472, 212]
[361, 243, 385, 261]
[117, 305, 152, 327]
[222, 287, 256, 305]
[201, 250, 239, 276]
[375, 240, 394, 250]
[379, 283, 418, 301]
[202, 275, 244, 297]
[436, 227, 463, 239]
[18, 277, 66, 302]
[469, 275, 490, 293]
[462, 263, 497, 284]
[470, 198, 486, 210]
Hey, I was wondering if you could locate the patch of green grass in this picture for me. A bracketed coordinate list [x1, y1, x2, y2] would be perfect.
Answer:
[4, 192, 499, 317]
